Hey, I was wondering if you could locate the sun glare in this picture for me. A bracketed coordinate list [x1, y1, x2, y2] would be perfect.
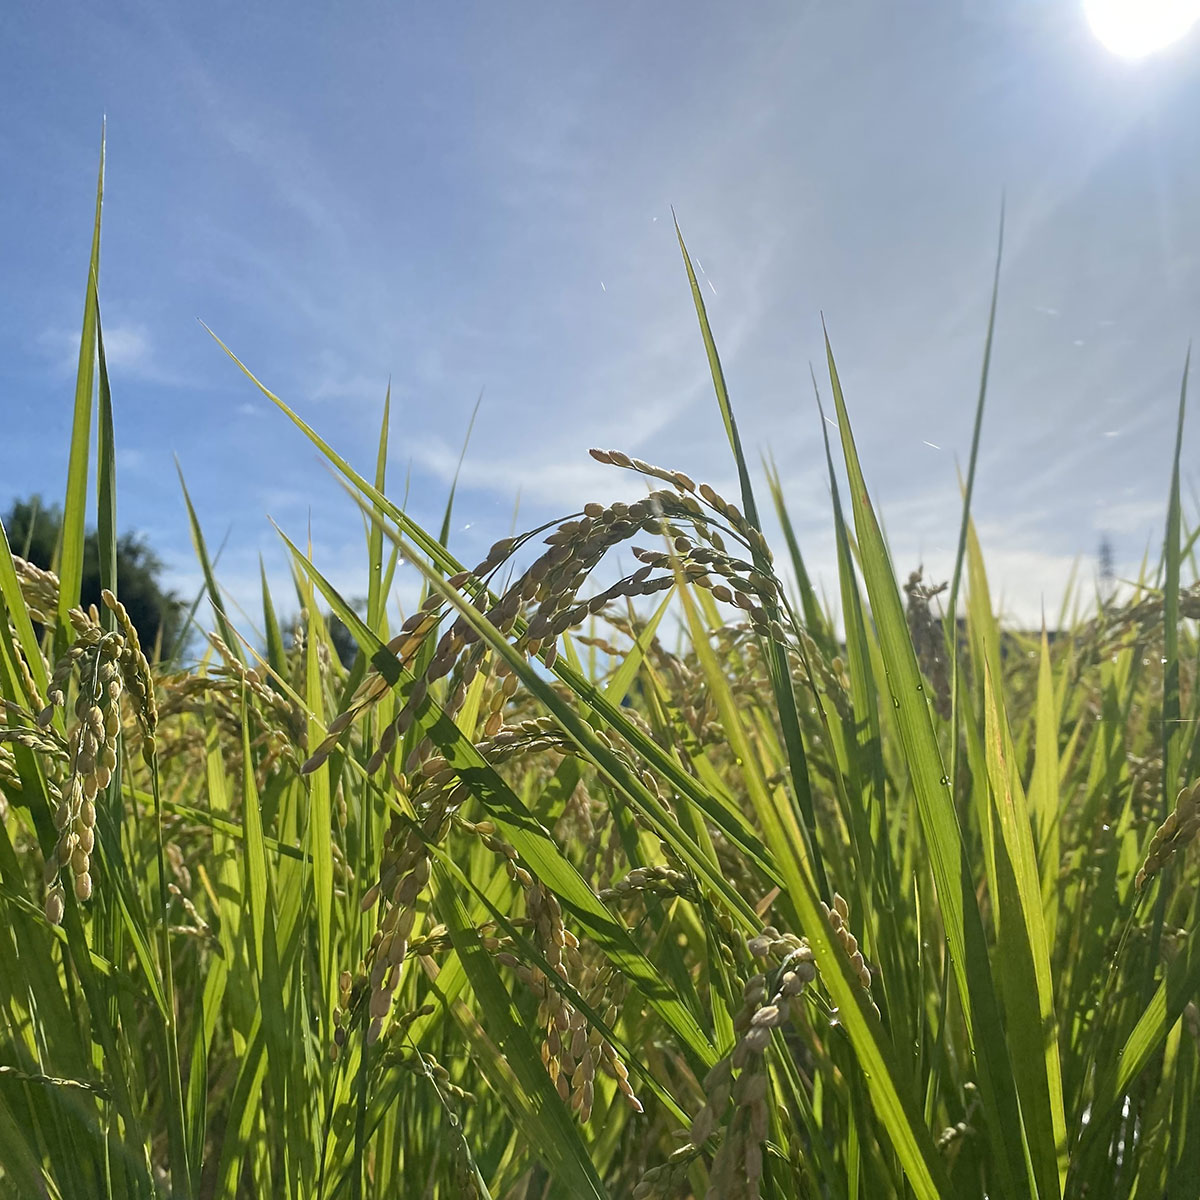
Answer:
[1083, 0, 1200, 58]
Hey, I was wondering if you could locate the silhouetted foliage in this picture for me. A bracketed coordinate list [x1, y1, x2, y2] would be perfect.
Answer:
[3, 495, 186, 659]
[282, 607, 361, 670]
[327, 614, 358, 669]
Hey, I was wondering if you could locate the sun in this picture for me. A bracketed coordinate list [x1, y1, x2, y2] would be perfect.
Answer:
[1083, 0, 1200, 58]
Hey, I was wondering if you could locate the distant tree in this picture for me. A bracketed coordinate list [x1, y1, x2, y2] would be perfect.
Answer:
[3, 495, 186, 659]
[281, 608, 362, 670]
[1098, 533, 1115, 601]
[327, 614, 359, 669]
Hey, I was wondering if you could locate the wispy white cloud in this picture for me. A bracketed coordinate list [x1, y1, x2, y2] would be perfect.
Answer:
[309, 369, 390, 406]
[407, 434, 647, 509]
[37, 319, 183, 385]
[1092, 495, 1165, 537]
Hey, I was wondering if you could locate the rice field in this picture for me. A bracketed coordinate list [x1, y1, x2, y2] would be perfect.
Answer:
[2, 147, 1199, 1200]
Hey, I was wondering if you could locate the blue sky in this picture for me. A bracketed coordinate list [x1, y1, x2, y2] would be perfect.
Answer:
[2, 1, 1199, 630]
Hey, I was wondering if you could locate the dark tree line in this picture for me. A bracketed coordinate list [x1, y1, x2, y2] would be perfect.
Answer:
[3, 496, 186, 658]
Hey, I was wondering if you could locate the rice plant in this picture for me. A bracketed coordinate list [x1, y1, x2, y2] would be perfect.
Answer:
[2, 144, 1198, 1200]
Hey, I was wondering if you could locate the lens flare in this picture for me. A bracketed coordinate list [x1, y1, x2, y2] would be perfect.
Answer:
[1083, 0, 1200, 58]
